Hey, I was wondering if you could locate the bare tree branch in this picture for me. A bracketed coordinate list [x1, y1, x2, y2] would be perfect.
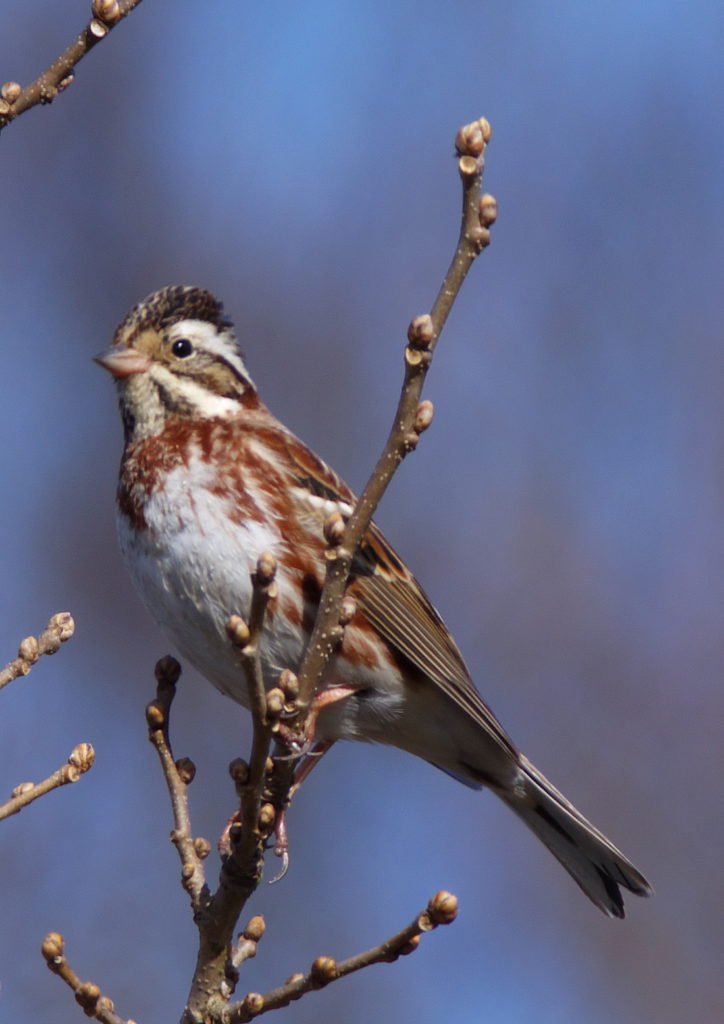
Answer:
[41, 933, 134, 1024]
[0, 0, 145, 133]
[226, 552, 279, 837]
[294, 117, 496, 713]
[181, 557, 285, 1024]
[0, 612, 75, 690]
[0, 613, 92, 822]
[146, 656, 210, 911]
[0, 743, 94, 822]
[224, 891, 459, 1022]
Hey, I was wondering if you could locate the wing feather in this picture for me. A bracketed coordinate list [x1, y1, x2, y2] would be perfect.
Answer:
[284, 433, 517, 758]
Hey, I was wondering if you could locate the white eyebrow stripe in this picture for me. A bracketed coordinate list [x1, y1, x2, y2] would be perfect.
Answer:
[168, 319, 254, 386]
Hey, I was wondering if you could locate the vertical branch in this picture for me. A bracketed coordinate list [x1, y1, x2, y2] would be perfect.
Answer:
[182, 554, 284, 1024]
[294, 117, 497, 712]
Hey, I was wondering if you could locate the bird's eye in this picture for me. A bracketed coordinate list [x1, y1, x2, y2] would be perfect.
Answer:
[171, 338, 194, 358]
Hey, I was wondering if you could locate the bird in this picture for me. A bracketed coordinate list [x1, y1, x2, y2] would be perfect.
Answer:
[96, 284, 652, 918]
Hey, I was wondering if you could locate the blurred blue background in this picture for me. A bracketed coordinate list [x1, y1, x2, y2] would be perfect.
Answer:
[1, 1, 722, 1021]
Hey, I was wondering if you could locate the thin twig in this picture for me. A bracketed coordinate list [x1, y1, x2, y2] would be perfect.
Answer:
[41, 933, 134, 1024]
[146, 656, 210, 910]
[225, 892, 459, 1022]
[0, 743, 94, 822]
[226, 552, 278, 818]
[0, 612, 75, 691]
[219, 916, 266, 1003]
[0, 0, 145, 132]
[295, 117, 496, 711]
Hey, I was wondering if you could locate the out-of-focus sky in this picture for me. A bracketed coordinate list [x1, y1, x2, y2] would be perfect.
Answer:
[1, 2, 722, 1021]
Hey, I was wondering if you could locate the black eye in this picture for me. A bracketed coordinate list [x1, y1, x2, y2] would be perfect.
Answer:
[171, 338, 193, 358]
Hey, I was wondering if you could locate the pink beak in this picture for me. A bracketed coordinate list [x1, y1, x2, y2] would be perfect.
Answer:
[94, 346, 151, 379]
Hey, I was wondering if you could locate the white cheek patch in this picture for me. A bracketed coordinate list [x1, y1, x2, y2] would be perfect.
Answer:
[150, 363, 241, 417]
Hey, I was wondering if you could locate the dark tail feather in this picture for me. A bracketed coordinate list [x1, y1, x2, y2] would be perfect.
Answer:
[501, 755, 652, 917]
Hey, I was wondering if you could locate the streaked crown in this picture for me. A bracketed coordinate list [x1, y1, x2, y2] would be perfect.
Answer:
[113, 285, 232, 344]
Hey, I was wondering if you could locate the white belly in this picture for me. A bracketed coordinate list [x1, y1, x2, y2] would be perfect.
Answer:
[117, 461, 305, 704]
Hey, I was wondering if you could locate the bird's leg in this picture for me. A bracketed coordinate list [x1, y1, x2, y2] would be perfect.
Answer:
[269, 740, 333, 882]
[270, 683, 360, 880]
[275, 683, 360, 757]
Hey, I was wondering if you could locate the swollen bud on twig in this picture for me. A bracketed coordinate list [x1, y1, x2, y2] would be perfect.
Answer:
[194, 837, 211, 859]
[323, 511, 346, 547]
[242, 993, 264, 1014]
[229, 757, 249, 785]
[266, 688, 285, 718]
[339, 596, 357, 626]
[427, 890, 459, 925]
[407, 314, 434, 349]
[91, 0, 121, 23]
[244, 916, 266, 942]
[77, 983, 102, 1012]
[11, 782, 34, 798]
[226, 615, 251, 648]
[479, 193, 497, 227]
[154, 655, 181, 686]
[415, 400, 434, 434]
[49, 611, 75, 643]
[1, 82, 21, 104]
[18, 636, 39, 663]
[279, 668, 299, 701]
[68, 743, 95, 774]
[311, 956, 337, 984]
[455, 117, 492, 156]
[469, 224, 491, 251]
[256, 551, 277, 584]
[175, 757, 196, 784]
[145, 701, 166, 729]
[42, 932, 65, 964]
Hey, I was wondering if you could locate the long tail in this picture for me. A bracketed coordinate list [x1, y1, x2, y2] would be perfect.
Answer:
[501, 755, 653, 917]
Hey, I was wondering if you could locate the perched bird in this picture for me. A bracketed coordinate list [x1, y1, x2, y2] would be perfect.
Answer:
[96, 285, 652, 918]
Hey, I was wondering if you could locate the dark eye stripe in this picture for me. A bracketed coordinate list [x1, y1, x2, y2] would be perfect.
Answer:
[214, 352, 250, 386]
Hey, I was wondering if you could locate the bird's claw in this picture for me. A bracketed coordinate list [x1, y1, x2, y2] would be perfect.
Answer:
[269, 848, 290, 884]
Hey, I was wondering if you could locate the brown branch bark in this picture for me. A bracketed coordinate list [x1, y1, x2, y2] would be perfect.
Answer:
[224, 891, 459, 1022]
[0, 743, 94, 822]
[0, 0, 145, 133]
[0, 613, 91, 822]
[146, 656, 210, 911]
[42, 933, 134, 1024]
[0, 612, 75, 690]
[294, 117, 496, 712]
[143, 560, 285, 1024]
[178, 559, 283, 1024]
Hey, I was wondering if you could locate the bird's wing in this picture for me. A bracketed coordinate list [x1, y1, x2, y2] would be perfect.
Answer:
[285, 436, 517, 758]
